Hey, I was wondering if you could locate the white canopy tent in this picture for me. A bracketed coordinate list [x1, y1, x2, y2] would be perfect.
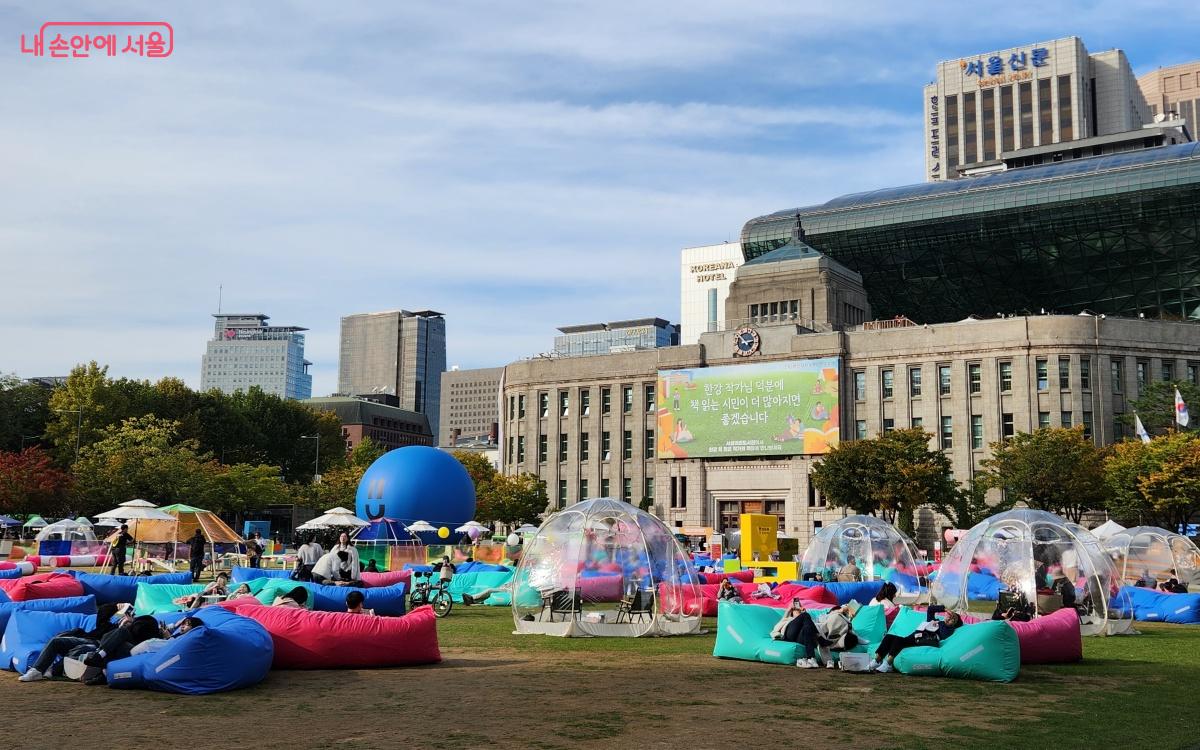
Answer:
[1091, 519, 1127, 540]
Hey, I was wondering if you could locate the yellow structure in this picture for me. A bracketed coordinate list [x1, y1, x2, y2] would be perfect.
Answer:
[739, 512, 797, 583]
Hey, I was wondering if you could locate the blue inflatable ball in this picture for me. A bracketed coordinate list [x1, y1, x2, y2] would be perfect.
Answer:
[355, 446, 476, 534]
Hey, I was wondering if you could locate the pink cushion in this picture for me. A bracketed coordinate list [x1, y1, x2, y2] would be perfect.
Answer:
[242, 603, 442, 669]
[733, 582, 838, 608]
[961, 607, 1082, 664]
[0, 572, 86, 602]
[577, 574, 623, 602]
[360, 570, 411, 589]
[658, 583, 718, 617]
[703, 570, 754, 584]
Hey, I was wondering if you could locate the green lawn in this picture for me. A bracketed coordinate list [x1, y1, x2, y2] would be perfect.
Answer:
[439, 605, 1200, 749]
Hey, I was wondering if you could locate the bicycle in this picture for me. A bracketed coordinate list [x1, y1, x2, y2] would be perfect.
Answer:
[409, 571, 453, 617]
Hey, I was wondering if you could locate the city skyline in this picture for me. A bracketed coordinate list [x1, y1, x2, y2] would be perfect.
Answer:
[3, 3, 1199, 396]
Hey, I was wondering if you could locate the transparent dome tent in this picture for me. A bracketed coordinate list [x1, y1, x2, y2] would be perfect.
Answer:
[34, 519, 97, 543]
[1105, 526, 1200, 588]
[931, 509, 1133, 636]
[512, 498, 703, 637]
[799, 515, 929, 600]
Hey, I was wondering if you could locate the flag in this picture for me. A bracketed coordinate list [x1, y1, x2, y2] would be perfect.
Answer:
[1134, 413, 1151, 444]
[1175, 387, 1190, 428]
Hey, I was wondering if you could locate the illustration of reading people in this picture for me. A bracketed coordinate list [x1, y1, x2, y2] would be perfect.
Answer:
[772, 415, 803, 442]
[810, 401, 829, 422]
[672, 419, 694, 444]
[673, 389, 681, 411]
[811, 376, 827, 395]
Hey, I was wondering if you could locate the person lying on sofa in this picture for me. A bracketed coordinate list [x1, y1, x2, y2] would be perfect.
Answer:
[869, 604, 962, 673]
[717, 579, 741, 602]
[871, 582, 898, 609]
[273, 586, 309, 608]
[750, 583, 780, 600]
[772, 600, 860, 669]
[57, 616, 165, 685]
[312, 550, 365, 587]
[173, 572, 230, 609]
[1159, 578, 1189, 594]
[18, 603, 125, 682]
[129, 616, 203, 656]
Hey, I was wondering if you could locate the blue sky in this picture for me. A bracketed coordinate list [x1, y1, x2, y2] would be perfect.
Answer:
[3, 2, 1198, 396]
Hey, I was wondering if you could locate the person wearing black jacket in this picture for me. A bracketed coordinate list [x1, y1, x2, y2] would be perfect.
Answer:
[109, 524, 134, 575]
[188, 529, 207, 582]
[18, 603, 125, 682]
[870, 604, 963, 673]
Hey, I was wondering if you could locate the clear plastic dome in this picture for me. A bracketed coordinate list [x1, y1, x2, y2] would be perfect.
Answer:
[34, 519, 97, 543]
[512, 498, 702, 637]
[799, 515, 927, 599]
[1105, 526, 1200, 588]
[931, 509, 1133, 636]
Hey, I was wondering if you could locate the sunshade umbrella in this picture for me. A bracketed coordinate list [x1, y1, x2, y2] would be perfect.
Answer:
[515, 524, 539, 535]
[295, 519, 330, 531]
[405, 520, 437, 533]
[93, 518, 120, 528]
[0, 515, 21, 527]
[96, 500, 178, 543]
[454, 521, 492, 534]
[307, 506, 369, 528]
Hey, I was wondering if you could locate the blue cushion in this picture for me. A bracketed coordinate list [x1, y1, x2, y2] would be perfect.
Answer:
[967, 572, 1003, 600]
[0, 595, 96, 635]
[1, 610, 95, 672]
[1121, 585, 1200, 624]
[794, 580, 884, 605]
[57, 571, 193, 605]
[0, 569, 22, 581]
[230, 566, 292, 584]
[106, 606, 273, 694]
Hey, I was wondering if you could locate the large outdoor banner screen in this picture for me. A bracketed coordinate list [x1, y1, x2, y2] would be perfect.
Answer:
[656, 358, 840, 459]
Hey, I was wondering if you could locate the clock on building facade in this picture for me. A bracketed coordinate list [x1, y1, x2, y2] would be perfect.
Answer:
[732, 327, 760, 357]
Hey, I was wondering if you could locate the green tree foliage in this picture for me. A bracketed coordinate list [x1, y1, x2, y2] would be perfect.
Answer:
[0, 447, 72, 515]
[932, 479, 1015, 530]
[810, 428, 957, 523]
[0, 374, 51, 453]
[348, 436, 386, 468]
[452, 449, 498, 487]
[980, 427, 1105, 522]
[484, 473, 549, 526]
[1105, 432, 1200, 530]
[71, 416, 289, 516]
[1124, 380, 1200, 436]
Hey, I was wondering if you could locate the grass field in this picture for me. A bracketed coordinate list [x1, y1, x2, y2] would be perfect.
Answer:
[1, 604, 1198, 749]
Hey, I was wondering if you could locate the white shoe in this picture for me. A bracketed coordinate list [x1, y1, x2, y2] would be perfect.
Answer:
[876, 661, 893, 673]
[795, 658, 818, 669]
[18, 668, 43, 682]
[826, 658, 836, 669]
[866, 659, 879, 671]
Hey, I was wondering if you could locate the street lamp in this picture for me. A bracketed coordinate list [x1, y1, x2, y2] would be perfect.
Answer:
[54, 408, 83, 463]
[301, 435, 321, 483]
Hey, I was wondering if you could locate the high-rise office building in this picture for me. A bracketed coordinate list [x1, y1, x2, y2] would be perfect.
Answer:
[338, 310, 446, 441]
[1139, 61, 1200, 130]
[680, 242, 744, 345]
[200, 313, 312, 400]
[924, 37, 1158, 180]
[439, 366, 503, 447]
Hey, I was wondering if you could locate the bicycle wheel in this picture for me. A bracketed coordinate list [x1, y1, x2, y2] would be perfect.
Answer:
[432, 590, 453, 618]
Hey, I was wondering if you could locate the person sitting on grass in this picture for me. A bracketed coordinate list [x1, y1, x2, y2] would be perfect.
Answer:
[717, 578, 742, 602]
[173, 572, 230, 609]
[346, 590, 374, 615]
[869, 604, 962, 673]
[312, 549, 364, 587]
[272, 586, 309, 608]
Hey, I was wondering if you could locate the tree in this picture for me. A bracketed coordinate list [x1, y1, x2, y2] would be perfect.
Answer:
[348, 436, 386, 468]
[932, 479, 1015, 531]
[451, 450, 498, 487]
[810, 428, 957, 523]
[484, 473, 549, 526]
[0, 374, 51, 452]
[0, 447, 72, 515]
[1105, 432, 1200, 530]
[1124, 380, 1200, 436]
[980, 427, 1105, 522]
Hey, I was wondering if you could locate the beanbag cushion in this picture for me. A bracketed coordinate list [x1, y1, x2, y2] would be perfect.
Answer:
[241, 603, 442, 669]
[0, 569, 22, 581]
[254, 580, 317, 610]
[1, 610, 96, 673]
[793, 580, 884, 605]
[893, 620, 1020, 682]
[1120, 585, 1200, 624]
[887, 606, 930, 637]
[253, 579, 408, 616]
[577, 574, 623, 602]
[735, 582, 838, 608]
[961, 607, 1083, 663]
[0, 595, 96, 635]
[0, 572, 85, 602]
[454, 562, 510, 574]
[57, 571, 191, 605]
[448, 571, 514, 604]
[134, 583, 207, 615]
[231, 566, 292, 584]
[713, 601, 886, 666]
[106, 606, 273, 694]
[659, 583, 718, 617]
[699, 570, 755, 584]
[968, 572, 1003, 600]
[361, 570, 411, 589]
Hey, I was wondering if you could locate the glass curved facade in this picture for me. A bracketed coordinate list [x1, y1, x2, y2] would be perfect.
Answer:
[742, 143, 1200, 322]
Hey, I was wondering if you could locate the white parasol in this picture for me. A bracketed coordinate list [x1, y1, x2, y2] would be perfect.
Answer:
[405, 520, 437, 533]
[306, 506, 369, 528]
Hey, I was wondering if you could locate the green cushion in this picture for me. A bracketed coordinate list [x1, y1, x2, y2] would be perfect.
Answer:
[134, 583, 205, 615]
[254, 579, 315, 609]
[713, 601, 791, 663]
[893, 620, 1020, 682]
[848, 603, 887, 654]
[448, 571, 514, 603]
[887, 606, 928, 637]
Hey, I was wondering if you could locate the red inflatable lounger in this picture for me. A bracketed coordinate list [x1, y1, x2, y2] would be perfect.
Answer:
[360, 570, 411, 589]
[0, 572, 85, 602]
[962, 606, 1082, 664]
[242, 604, 442, 669]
